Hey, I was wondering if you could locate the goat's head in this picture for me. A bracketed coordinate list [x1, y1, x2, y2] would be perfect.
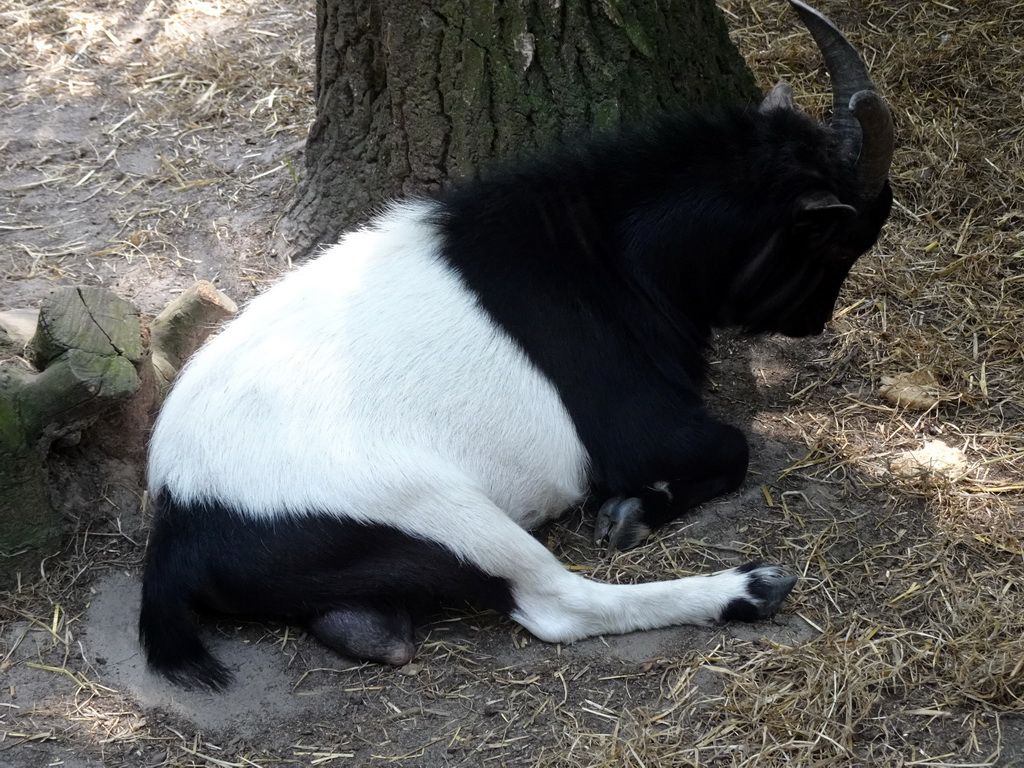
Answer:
[724, 0, 894, 338]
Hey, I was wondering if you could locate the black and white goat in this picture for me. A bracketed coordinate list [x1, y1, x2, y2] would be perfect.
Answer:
[140, 0, 894, 689]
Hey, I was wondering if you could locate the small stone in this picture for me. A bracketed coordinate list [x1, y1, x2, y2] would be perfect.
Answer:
[0, 309, 39, 347]
[879, 370, 943, 410]
[891, 440, 970, 481]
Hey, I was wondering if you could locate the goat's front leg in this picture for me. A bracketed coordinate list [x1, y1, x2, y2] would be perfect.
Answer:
[594, 415, 749, 551]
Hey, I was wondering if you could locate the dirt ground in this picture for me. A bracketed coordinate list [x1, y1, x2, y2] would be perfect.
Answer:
[2, 1, 1023, 766]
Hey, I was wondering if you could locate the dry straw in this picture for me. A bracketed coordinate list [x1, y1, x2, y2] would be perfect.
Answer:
[0, 0, 312, 300]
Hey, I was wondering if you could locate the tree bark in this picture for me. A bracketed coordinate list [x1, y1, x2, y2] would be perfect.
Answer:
[277, 0, 758, 258]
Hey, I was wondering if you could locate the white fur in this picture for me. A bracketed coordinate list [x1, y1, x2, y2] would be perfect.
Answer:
[150, 201, 588, 531]
[149, 201, 780, 642]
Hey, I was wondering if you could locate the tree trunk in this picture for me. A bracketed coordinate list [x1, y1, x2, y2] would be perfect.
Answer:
[277, 0, 758, 258]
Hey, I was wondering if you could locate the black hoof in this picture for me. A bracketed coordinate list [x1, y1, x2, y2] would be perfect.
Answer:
[593, 496, 652, 552]
[720, 562, 798, 622]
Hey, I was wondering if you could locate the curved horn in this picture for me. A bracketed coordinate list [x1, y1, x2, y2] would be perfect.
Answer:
[788, 0, 894, 197]
[850, 90, 895, 198]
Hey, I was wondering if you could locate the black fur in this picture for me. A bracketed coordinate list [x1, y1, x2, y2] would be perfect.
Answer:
[139, 492, 514, 690]
[434, 107, 891, 526]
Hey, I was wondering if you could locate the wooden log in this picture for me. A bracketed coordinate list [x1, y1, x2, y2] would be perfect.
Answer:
[0, 282, 236, 584]
[150, 280, 237, 391]
[30, 287, 145, 371]
[2, 288, 143, 580]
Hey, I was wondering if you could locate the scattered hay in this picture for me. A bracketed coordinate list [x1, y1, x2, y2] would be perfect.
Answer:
[0, 0, 314, 310]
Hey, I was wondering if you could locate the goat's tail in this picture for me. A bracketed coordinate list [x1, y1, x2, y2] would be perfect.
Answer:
[138, 523, 231, 691]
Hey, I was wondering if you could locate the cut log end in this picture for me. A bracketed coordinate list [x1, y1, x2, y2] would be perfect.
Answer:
[1, 281, 237, 586]
[150, 280, 238, 386]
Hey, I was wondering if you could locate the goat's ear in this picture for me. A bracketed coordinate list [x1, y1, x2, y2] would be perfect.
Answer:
[760, 82, 795, 113]
[791, 192, 857, 243]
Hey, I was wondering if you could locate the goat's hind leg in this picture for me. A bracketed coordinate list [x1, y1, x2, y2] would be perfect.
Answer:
[511, 556, 797, 644]
[402, 490, 797, 645]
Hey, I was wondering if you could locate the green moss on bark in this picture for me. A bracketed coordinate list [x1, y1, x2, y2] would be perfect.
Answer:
[280, 0, 760, 257]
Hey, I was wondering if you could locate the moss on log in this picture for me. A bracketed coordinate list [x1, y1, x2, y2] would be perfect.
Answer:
[0, 281, 236, 585]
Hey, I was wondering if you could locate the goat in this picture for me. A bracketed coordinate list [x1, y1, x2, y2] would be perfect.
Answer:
[139, 0, 893, 689]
